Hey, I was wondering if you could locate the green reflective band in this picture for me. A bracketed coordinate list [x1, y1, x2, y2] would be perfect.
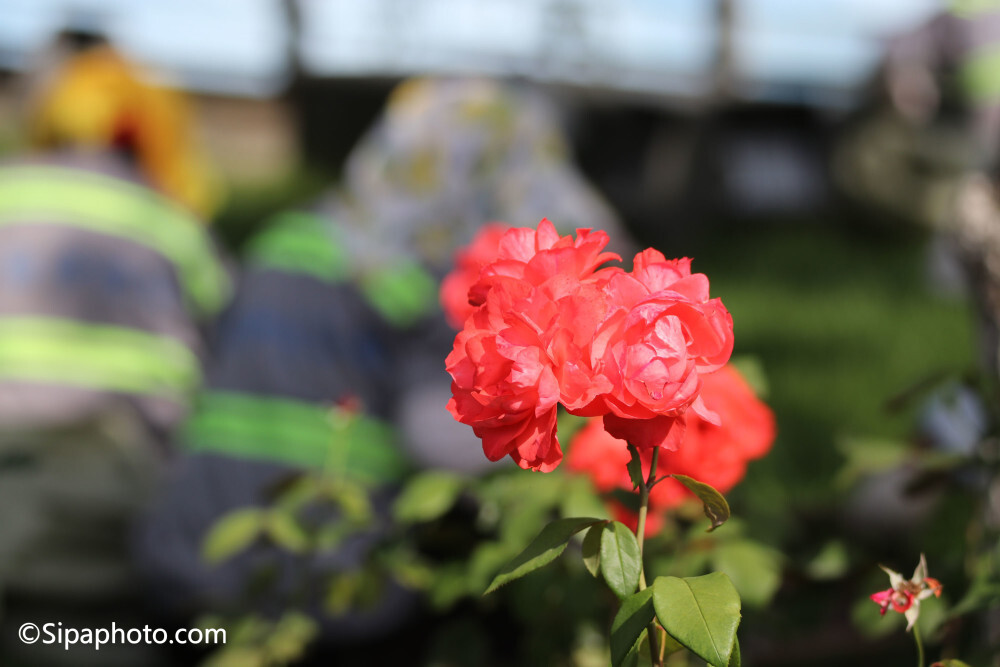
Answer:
[962, 46, 1000, 103]
[245, 211, 350, 283]
[0, 317, 200, 398]
[184, 391, 408, 485]
[0, 166, 229, 315]
[360, 260, 437, 328]
[247, 210, 435, 327]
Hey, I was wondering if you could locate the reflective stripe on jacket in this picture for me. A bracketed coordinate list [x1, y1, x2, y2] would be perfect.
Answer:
[0, 160, 229, 429]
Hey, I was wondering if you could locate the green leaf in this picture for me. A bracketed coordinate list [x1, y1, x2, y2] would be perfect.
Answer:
[264, 612, 319, 664]
[326, 481, 373, 522]
[729, 637, 741, 666]
[600, 520, 643, 599]
[484, 517, 602, 595]
[382, 549, 435, 590]
[932, 660, 972, 667]
[581, 522, 605, 578]
[626, 444, 644, 490]
[202, 508, 264, 564]
[325, 573, 361, 615]
[622, 645, 640, 667]
[393, 471, 464, 524]
[805, 540, 849, 581]
[266, 511, 310, 553]
[274, 475, 322, 511]
[712, 539, 783, 607]
[671, 474, 731, 531]
[660, 631, 684, 657]
[948, 577, 1000, 618]
[610, 588, 654, 667]
[834, 436, 910, 487]
[652, 573, 742, 667]
[468, 541, 518, 592]
[202, 647, 267, 667]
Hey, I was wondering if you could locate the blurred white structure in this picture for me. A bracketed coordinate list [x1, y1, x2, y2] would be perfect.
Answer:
[0, 0, 942, 107]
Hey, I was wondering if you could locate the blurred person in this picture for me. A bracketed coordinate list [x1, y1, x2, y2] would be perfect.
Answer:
[882, 3, 1000, 378]
[0, 34, 229, 665]
[135, 208, 419, 650]
[135, 76, 633, 658]
[835, 3, 1000, 374]
[322, 76, 635, 472]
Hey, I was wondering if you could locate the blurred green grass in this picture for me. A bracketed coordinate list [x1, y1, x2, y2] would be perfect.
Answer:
[685, 222, 977, 535]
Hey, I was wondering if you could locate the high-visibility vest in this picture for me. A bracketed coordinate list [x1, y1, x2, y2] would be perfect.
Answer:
[0, 161, 229, 427]
[179, 209, 421, 484]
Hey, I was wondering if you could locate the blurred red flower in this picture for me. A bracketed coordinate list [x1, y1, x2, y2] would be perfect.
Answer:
[440, 223, 511, 328]
[566, 365, 775, 535]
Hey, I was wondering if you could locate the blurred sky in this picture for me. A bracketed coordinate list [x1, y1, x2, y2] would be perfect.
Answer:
[0, 0, 943, 104]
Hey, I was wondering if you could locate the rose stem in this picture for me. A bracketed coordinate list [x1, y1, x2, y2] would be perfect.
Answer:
[635, 445, 661, 666]
[913, 622, 925, 667]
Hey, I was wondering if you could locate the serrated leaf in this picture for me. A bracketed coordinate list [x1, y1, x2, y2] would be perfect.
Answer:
[266, 511, 310, 553]
[626, 444, 644, 490]
[652, 573, 742, 667]
[600, 520, 643, 599]
[581, 522, 605, 578]
[671, 474, 731, 531]
[393, 471, 464, 524]
[202, 508, 264, 564]
[484, 517, 602, 595]
[712, 539, 783, 607]
[610, 588, 655, 667]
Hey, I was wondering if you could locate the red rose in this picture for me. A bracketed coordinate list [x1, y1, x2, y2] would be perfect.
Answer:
[566, 365, 775, 534]
[440, 223, 511, 328]
[446, 220, 618, 471]
[587, 251, 734, 450]
[445, 219, 735, 471]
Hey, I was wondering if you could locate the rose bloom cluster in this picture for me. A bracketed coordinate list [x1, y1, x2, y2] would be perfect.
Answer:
[566, 365, 775, 534]
[444, 219, 734, 472]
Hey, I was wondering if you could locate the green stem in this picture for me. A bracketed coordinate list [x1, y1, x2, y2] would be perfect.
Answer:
[633, 445, 662, 666]
[913, 622, 925, 667]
